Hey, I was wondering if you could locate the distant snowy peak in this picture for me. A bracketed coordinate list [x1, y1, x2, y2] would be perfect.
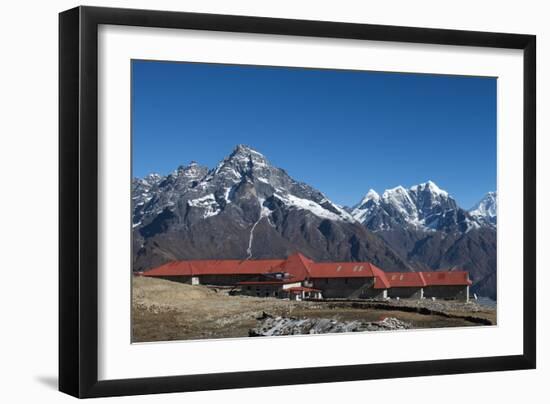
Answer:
[143, 172, 162, 184]
[352, 181, 485, 233]
[354, 180, 451, 216]
[469, 192, 497, 226]
[410, 180, 449, 197]
[352, 189, 380, 223]
[364, 189, 380, 202]
[174, 161, 207, 177]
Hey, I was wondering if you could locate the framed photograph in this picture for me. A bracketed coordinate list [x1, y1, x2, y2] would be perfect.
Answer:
[59, 6, 536, 398]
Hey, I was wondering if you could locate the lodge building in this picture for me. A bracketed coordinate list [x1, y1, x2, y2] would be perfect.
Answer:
[140, 253, 472, 301]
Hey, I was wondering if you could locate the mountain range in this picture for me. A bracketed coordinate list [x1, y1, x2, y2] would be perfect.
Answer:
[132, 145, 497, 299]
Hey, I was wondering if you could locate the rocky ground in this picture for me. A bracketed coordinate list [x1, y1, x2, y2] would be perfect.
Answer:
[132, 277, 496, 343]
[249, 314, 411, 336]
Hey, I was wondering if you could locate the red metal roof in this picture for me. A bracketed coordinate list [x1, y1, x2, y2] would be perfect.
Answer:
[237, 259, 286, 273]
[142, 260, 194, 277]
[371, 265, 391, 289]
[421, 271, 472, 286]
[143, 259, 284, 277]
[386, 272, 426, 288]
[384, 270, 470, 287]
[142, 254, 471, 288]
[268, 252, 312, 282]
[308, 262, 376, 278]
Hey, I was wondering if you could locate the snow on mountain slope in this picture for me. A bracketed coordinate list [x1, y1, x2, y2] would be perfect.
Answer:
[469, 192, 497, 226]
[132, 144, 353, 229]
[351, 183, 497, 298]
[274, 193, 353, 222]
[131, 144, 411, 272]
[352, 180, 485, 233]
[135, 156, 495, 236]
[131, 147, 497, 297]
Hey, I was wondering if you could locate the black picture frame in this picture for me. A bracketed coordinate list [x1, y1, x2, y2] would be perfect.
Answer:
[59, 5, 536, 398]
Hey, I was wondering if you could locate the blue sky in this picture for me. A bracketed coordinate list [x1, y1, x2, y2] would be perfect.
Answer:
[132, 60, 496, 209]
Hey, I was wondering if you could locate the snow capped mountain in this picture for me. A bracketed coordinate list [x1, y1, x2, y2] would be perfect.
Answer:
[131, 145, 407, 273]
[351, 189, 380, 223]
[351, 182, 497, 299]
[469, 192, 497, 227]
[351, 180, 483, 233]
[132, 163, 208, 228]
[132, 144, 353, 229]
[131, 149, 497, 298]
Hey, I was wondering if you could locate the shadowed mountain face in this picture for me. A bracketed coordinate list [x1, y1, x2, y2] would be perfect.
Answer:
[132, 145, 410, 273]
[132, 145, 497, 299]
[372, 227, 496, 299]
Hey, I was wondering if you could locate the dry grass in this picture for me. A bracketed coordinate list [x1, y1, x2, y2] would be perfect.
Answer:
[132, 276, 312, 342]
[132, 276, 495, 343]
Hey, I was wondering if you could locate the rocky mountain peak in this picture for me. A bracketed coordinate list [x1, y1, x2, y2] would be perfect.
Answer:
[352, 181, 483, 233]
[358, 189, 380, 205]
[135, 173, 162, 187]
[210, 144, 271, 182]
[469, 191, 497, 226]
[383, 185, 407, 196]
[232, 143, 262, 155]
[365, 188, 380, 200]
[175, 161, 208, 178]
[132, 145, 410, 274]
[411, 180, 448, 197]
[382, 185, 415, 207]
[132, 145, 355, 234]
[228, 144, 268, 165]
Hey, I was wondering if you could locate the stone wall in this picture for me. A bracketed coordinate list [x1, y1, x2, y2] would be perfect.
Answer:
[388, 287, 423, 299]
[152, 275, 192, 284]
[197, 274, 256, 286]
[311, 277, 375, 299]
[423, 285, 469, 301]
[239, 284, 284, 298]
[360, 288, 387, 299]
